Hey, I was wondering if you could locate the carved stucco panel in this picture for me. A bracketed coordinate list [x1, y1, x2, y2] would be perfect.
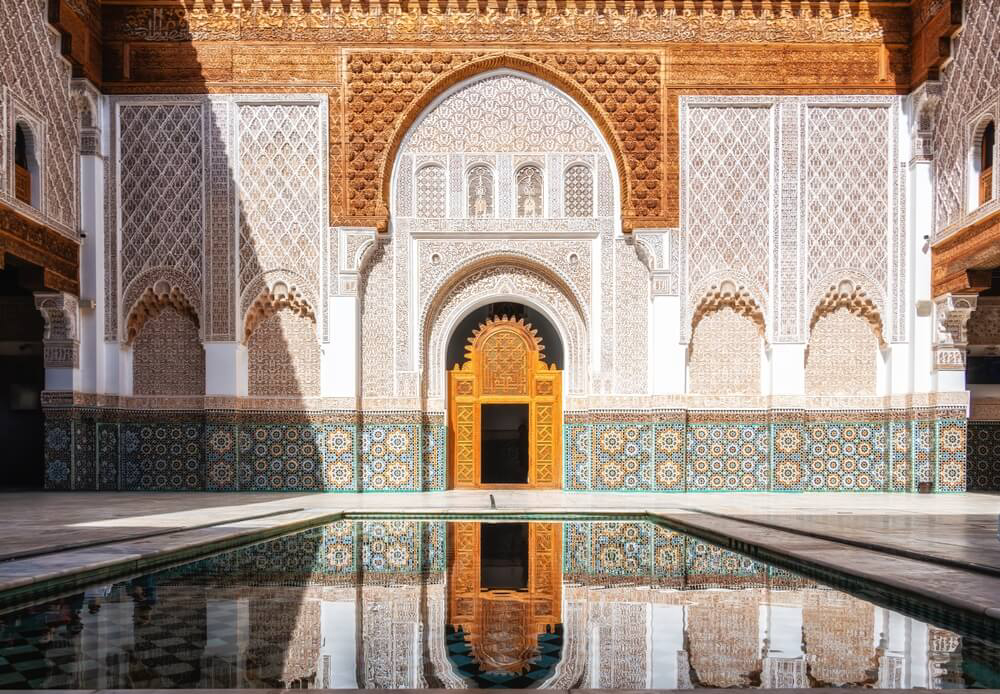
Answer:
[424, 264, 589, 398]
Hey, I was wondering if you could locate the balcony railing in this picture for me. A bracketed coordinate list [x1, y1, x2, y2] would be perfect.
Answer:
[14, 164, 31, 205]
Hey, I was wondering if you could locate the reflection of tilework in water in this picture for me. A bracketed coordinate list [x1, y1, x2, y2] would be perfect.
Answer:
[205, 423, 238, 491]
[592, 521, 652, 577]
[593, 423, 653, 491]
[935, 418, 966, 492]
[889, 420, 911, 492]
[652, 524, 686, 578]
[771, 421, 807, 492]
[968, 422, 1000, 491]
[97, 423, 119, 490]
[43, 418, 73, 490]
[361, 520, 421, 573]
[238, 424, 323, 491]
[121, 423, 204, 491]
[562, 521, 592, 576]
[361, 424, 420, 491]
[653, 423, 686, 491]
[805, 422, 886, 492]
[320, 520, 356, 574]
[564, 421, 591, 490]
[686, 541, 768, 588]
[687, 423, 769, 491]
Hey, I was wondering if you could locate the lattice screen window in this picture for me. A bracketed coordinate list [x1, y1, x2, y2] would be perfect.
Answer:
[564, 164, 593, 217]
[467, 165, 494, 218]
[415, 164, 446, 217]
[516, 165, 543, 217]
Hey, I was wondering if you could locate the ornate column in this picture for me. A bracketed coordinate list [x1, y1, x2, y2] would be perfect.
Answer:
[34, 291, 81, 394]
[932, 293, 977, 390]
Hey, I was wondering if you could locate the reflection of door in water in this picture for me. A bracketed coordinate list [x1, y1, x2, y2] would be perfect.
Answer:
[481, 404, 529, 484]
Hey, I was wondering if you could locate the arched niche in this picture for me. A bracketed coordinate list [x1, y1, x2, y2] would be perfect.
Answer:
[390, 68, 620, 224]
[423, 259, 588, 399]
[383, 59, 628, 225]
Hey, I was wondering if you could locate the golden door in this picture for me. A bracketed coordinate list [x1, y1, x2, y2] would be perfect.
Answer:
[447, 315, 562, 489]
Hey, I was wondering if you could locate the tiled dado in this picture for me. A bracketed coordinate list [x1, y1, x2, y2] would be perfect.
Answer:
[43, 410, 447, 493]
[564, 409, 968, 493]
[45, 407, 969, 493]
[968, 421, 1000, 491]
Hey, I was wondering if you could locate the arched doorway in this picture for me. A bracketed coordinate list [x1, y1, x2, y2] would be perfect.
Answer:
[447, 309, 562, 489]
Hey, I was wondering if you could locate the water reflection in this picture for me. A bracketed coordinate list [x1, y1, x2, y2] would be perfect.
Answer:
[0, 520, 996, 689]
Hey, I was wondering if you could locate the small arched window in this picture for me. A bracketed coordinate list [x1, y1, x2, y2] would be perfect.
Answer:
[14, 123, 39, 208]
[564, 164, 593, 217]
[415, 164, 446, 218]
[516, 165, 543, 218]
[467, 165, 493, 218]
[979, 120, 995, 207]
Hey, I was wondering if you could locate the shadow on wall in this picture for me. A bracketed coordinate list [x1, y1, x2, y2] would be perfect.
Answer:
[47, 21, 334, 498]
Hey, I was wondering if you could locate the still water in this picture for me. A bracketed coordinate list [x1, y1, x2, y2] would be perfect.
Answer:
[1, 519, 998, 689]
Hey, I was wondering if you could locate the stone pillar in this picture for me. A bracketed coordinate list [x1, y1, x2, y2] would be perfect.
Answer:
[33, 291, 81, 394]
[204, 342, 248, 396]
[323, 227, 378, 398]
[908, 82, 941, 394]
[633, 229, 685, 394]
[932, 293, 977, 391]
[74, 79, 107, 396]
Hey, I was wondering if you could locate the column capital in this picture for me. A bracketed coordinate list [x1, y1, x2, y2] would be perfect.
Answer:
[932, 292, 978, 370]
[33, 291, 80, 369]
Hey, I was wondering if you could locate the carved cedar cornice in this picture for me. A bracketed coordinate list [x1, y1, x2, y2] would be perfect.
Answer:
[0, 202, 79, 294]
[243, 283, 316, 342]
[931, 208, 1000, 297]
[102, 2, 886, 45]
[809, 281, 887, 349]
[691, 282, 767, 343]
[125, 283, 200, 343]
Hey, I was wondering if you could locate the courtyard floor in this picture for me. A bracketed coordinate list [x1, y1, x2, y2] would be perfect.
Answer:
[1, 490, 999, 619]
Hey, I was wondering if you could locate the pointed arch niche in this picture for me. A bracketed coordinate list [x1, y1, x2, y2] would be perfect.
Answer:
[243, 282, 320, 397]
[126, 281, 204, 396]
[805, 280, 886, 396]
[688, 282, 766, 395]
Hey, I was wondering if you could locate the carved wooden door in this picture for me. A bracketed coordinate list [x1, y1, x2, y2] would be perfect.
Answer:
[447, 315, 562, 489]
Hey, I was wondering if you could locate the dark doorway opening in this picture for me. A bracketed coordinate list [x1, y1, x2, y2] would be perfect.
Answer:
[481, 404, 529, 484]
[480, 523, 529, 591]
[0, 259, 45, 489]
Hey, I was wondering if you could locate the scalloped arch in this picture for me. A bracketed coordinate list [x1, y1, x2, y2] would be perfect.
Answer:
[380, 55, 632, 224]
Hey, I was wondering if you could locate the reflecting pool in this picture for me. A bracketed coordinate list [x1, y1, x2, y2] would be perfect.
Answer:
[1, 519, 998, 689]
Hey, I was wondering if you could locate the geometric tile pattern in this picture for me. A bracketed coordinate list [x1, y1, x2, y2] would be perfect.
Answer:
[593, 423, 653, 491]
[804, 422, 887, 492]
[97, 423, 120, 491]
[772, 421, 808, 492]
[238, 424, 324, 492]
[686, 422, 769, 491]
[935, 418, 967, 493]
[361, 423, 420, 491]
[120, 422, 204, 491]
[967, 421, 1000, 491]
[205, 423, 239, 491]
[43, 418, 72, 490]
